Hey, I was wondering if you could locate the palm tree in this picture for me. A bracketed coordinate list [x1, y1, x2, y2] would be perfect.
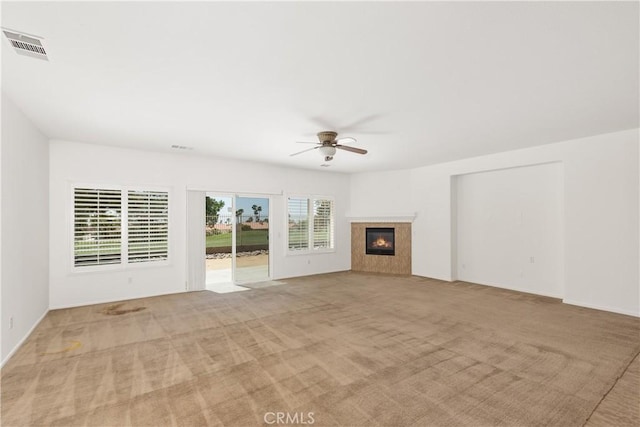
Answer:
[251, 204, 262, 222]
[235, 208, 244, 224]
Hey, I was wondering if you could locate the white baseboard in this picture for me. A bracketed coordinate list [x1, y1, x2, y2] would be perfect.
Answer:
[415, 275, 638, 317]
[468, 281, 563, 299]
[49, 289, 188, 310]
[563, 299, 639, 317]
[433, 275, 563, 299]
[1, 309, 49, 368]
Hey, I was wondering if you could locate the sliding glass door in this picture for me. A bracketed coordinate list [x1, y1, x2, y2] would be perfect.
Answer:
[233, 196, 270, 284]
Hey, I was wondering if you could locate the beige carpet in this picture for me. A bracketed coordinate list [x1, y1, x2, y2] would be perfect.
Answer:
[1, 272, 638, 426]
[586, 353, 640, 426]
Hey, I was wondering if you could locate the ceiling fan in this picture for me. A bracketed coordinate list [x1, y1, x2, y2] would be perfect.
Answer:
[290, 131, 368, 162]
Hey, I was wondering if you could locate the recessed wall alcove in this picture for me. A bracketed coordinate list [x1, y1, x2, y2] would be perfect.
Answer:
[350, 219, 412, 275]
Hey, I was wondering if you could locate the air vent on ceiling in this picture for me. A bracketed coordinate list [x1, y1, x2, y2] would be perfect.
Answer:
[2, 29, 48, 61]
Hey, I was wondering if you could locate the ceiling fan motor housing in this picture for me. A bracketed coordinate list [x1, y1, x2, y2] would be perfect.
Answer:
[289, 130, 365, 160]
[317, 131, 338, 143]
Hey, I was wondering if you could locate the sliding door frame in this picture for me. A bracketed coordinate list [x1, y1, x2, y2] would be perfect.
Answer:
[233, 193, 272, 284]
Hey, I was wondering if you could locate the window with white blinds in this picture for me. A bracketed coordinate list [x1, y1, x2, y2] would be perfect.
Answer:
[73, 186, 169, 268]
[74, 188, 122, 267]
[287, 196, 334, 252]
[288, 198, 309, 251]
[128, 191, 169, 263]
[313, 199, 334, 249]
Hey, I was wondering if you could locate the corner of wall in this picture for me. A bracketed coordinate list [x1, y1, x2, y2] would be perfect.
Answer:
[1, 92, 50, 364]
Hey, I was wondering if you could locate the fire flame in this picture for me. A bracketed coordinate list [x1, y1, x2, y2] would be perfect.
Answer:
[372, 235, 392, 248]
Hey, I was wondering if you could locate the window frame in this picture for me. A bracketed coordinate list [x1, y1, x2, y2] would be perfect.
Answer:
[286, 194, 335, 255]
[69, 183, 171, 273]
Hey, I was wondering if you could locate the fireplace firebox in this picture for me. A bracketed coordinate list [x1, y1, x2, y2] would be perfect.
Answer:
[365, 227, 395, 256]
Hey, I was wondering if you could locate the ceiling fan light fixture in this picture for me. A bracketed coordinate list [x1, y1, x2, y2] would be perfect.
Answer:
[319, 145, 336, 156]
[290, 130, 366, 160]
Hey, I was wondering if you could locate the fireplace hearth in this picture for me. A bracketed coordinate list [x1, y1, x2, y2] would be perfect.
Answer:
[366, 227, 395, 256]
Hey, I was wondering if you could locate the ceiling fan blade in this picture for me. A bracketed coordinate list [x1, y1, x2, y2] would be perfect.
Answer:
[339, 114, 383, 131]
[336, 136, 357, 144]
[335, 144, 367, 155]
[290, 146, 319, 156]
[308, 116, 336, 130]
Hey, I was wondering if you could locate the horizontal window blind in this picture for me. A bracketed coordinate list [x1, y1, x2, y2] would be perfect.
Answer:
[313, 199, 334, 249]
[287, 196, 334, 252]
[288, 197, 309, 250]
[74, 188, 122, 267]
[128, 191, 169, 263]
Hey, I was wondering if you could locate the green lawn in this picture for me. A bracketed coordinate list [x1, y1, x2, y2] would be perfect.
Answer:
[75, 240, 167, 255]
[75, 231, 269, 253]
[206, 230, 312, 249]
[206, 230, 268, 248]
[75, 240, 120, 255]
[76, 229, 314, 254]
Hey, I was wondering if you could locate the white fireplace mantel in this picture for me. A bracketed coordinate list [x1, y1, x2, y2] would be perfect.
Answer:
[345, 213, 416, 223]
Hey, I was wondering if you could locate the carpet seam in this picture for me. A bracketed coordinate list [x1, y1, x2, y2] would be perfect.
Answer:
[582, 349, 640, 426]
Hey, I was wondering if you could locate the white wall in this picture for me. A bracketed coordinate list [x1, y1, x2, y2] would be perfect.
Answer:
[351, 129, 639, 316]
[455, 163, 562, 297]
[1, 93, 50, 365]
[348, 169, 412, 217]
[49, 140, 351, 308]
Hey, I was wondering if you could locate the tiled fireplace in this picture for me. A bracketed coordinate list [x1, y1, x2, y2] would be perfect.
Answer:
[351, 222, 411, 274]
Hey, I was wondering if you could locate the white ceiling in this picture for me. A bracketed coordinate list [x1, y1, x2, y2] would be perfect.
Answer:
[2, 1, 638, 173]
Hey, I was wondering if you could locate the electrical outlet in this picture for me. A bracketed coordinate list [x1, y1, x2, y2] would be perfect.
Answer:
[128, 277, 133, 284]
[307, 259, 311, 265]
[9, 316, 14, 329]
[530, 256, 535, 263]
